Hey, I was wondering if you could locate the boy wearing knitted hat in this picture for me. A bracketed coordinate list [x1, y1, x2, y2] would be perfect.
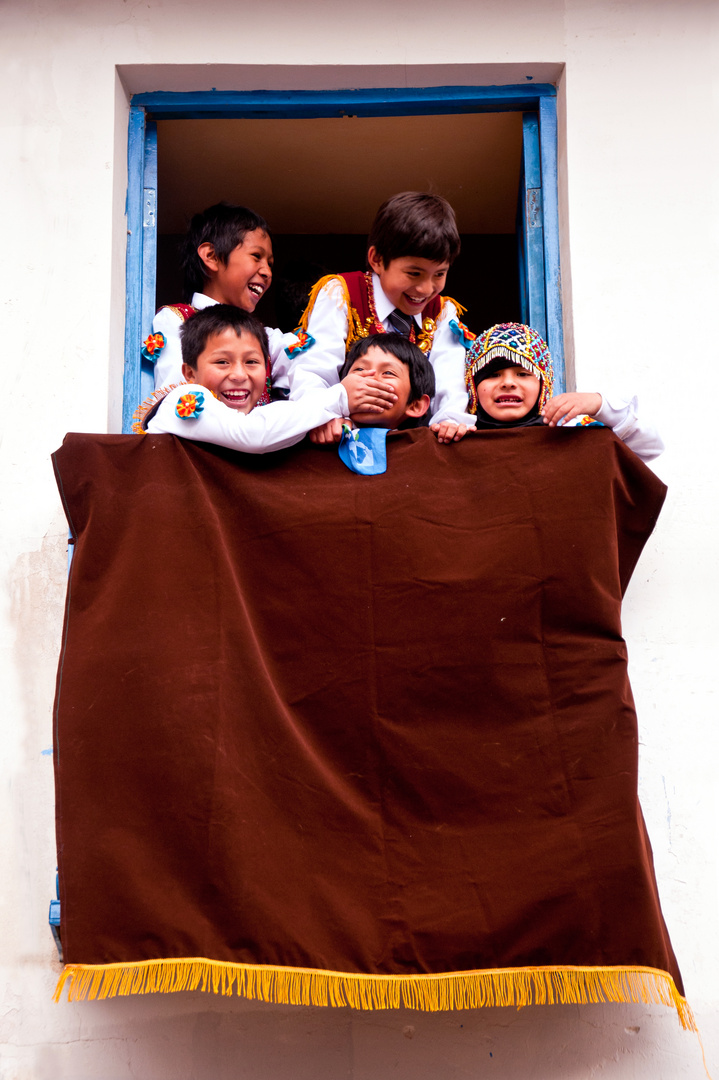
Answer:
[464, 323, 664, 463]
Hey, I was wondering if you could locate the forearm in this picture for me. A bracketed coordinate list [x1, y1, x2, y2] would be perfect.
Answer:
[595, 393, 665, 462]
[147, 384, 349, 454]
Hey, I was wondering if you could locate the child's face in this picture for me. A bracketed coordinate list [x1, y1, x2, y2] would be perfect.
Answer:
[182, 328, 267, 413]
[199, 229, 273, 311]
[346, 345, 428, 429]
[475, 365, 541, 421]
[367, 247, 449, 318]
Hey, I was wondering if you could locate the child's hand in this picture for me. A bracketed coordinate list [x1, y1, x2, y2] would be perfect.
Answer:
[309, 418, 346, 445]
[341, 369, 397, 416]
[431, 421, 469, 444]
[542, 392, 602, 427]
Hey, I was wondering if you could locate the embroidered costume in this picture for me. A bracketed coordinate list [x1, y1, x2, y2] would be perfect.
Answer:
[149, 292, 298, 394]
[465, 322, 664, 462]
[289, 271, 476, 428]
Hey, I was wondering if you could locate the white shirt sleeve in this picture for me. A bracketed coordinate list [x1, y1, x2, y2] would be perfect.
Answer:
[265, 326, 299, 392]
[594, 393, 665, 463]
[147, 383, 349, 454]
[152, 307, 185, 389]
[288, 280, 349, 399]
[426, 301, 476, 428]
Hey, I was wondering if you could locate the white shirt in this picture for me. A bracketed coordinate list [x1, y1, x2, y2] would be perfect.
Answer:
[288, 273, 476, 428]
[151, 292, 298, 392]
[594, 393, 664, 463]
[146, 382, 349, 454]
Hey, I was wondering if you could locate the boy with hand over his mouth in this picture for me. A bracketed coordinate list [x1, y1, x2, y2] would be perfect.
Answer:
[320, 333, 436, 476]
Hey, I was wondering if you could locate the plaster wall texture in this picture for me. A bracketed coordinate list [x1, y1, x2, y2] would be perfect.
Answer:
[1, 0, 717, 1076]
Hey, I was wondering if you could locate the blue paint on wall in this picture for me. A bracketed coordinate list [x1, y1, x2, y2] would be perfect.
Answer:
[539, 96, 565, 393]
[132, 84, 556, 120]
[122, 106, 147, 433]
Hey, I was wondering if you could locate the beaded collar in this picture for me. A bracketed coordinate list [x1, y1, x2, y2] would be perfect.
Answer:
[363, 273, 438, 355]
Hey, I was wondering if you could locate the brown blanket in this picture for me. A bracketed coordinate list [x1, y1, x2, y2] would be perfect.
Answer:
[51, 428, 690, 1024]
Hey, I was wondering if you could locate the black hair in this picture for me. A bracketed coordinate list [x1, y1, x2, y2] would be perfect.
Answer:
[367, 192, 461, 267]
[180, 202, 270, 299]
[180, 305, 269, 371]
[473, 356, 534, 385]
[340, 333, 436, 408]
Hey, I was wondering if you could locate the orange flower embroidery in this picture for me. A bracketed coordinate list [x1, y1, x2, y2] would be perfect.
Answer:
[175, 392, 205, 419]
[141, 332, 166, 361]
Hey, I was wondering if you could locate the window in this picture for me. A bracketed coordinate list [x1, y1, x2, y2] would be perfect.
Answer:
[122, 85, 564, 431]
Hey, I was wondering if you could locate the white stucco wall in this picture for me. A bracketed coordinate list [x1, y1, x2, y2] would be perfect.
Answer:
[1, 1, 718, 1076]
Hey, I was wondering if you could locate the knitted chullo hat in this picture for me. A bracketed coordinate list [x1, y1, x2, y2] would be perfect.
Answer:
[465, 322, 554, 414]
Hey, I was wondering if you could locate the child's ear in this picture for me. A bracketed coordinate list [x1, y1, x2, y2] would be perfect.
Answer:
[367, 246, 384, 275]
[197, 242, 220, 274]
[404, 395, 431, 419]
[182, 363, 198, 383]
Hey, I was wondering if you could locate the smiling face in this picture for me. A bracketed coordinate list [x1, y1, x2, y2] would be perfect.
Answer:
[182, 327, 267, 413]
[199, 228, 273, 311]
[367, 247, 449, 318]
[346, 344, 429, 429]
[475, 365, 542, 421]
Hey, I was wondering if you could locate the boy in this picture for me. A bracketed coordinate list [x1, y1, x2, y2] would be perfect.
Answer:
[136, 306, 398, 454]
[321, 334, 436, 475]
[148, 203, 298, 394]
[339, 334, 435, 433]
[288, 192, 474, 445]
[466, 323, 664, 462]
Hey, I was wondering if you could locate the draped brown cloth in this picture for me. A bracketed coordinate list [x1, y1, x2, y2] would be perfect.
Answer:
[51, 428, 688, 1018]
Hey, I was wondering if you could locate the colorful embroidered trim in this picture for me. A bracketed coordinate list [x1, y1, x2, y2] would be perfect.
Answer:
[563, 415, 605, 429]
[132, 384, 180, 434]
[141, 332, 165, 363]
[257, 373, 272, 408]
[285, 330, 316, 358]
[175, 391, 205, 420]
[364, 273, 442, 355]
[465, 323, 554, 414]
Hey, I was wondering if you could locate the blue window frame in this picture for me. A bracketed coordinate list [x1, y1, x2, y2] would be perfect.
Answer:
[122, 85, 564, 432]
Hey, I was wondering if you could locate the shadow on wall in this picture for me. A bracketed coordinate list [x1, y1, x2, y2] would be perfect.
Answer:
[35, 997, 705, 1079]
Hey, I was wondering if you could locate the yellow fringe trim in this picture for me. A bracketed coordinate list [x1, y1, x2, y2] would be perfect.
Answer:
[441, 295, 467, 320]
[53, 961, 695, 1028]
[297, 275, 356, 334]
[297, 274, 369, 352]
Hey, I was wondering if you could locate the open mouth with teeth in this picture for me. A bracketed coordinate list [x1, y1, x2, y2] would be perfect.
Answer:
[247, 283, 264, 298]
[494, 395, 523, 405]
[221, 389, 251, 408]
